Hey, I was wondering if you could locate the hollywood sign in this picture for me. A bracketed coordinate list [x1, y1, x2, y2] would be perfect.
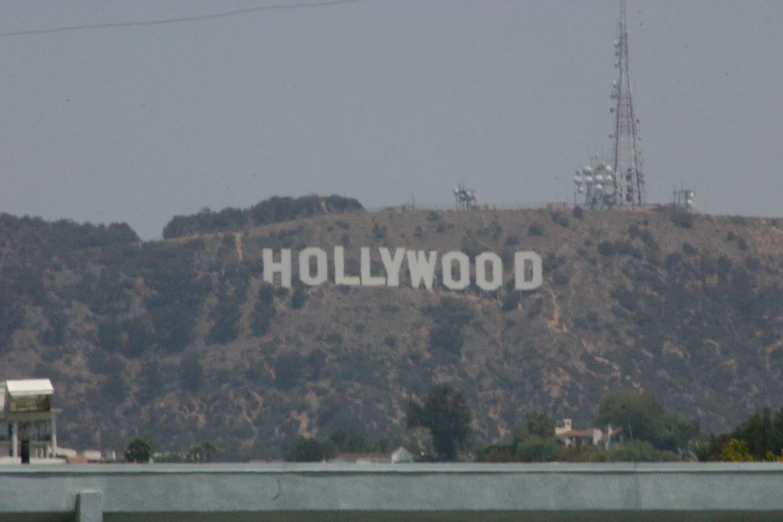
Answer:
[261, 247, 543, 291]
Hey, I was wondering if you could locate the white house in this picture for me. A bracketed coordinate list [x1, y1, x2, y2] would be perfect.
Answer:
[391, 446, 414, 463]
[0, 379, 61, 460]
[555, 419, 623, 449]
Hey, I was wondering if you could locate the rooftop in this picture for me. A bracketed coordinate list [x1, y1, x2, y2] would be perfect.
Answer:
[4, 379, 53, 396]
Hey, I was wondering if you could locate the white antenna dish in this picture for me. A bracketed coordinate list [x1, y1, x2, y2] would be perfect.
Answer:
[605, 165, 613, 173]
[594, 173, 604, 183]
[595, 183, 604, 192]
[604, 184, 615, 196]
[573, 175, 583, 185]
[577, 186, 585, 193]
[583, 175, 594, 184]
[582, 166, 593, 174]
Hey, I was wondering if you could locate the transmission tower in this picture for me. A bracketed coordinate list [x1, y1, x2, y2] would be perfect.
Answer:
[609, 0, 645, 207]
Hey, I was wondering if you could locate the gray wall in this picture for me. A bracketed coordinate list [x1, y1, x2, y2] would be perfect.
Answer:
[1, 462, 782, 522]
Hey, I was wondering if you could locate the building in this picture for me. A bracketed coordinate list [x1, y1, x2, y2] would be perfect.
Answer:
[331, 447, 415, 464]
[331, 452, 390, 464]
[390, 446, 414, 463]
[555, 419, 623, 449]
[0, 379, 61, 460]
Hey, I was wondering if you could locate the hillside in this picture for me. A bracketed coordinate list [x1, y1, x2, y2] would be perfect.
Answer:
[2, 203, 783, 460]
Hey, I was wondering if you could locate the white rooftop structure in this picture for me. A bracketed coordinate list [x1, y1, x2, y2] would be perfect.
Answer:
[3, 379, 53, 416]
[0, 379, 59, 461]
[4, 379, 53, 395]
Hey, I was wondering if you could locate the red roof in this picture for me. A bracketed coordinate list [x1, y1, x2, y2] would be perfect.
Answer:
[557, 428, 623, 438]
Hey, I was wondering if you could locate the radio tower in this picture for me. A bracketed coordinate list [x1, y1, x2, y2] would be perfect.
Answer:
[609, 0, 646, 207]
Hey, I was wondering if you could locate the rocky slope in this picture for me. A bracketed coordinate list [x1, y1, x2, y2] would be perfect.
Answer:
[2, 204, 783, 460]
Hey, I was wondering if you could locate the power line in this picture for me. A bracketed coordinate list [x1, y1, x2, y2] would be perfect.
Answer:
[0, 0, 362, 38]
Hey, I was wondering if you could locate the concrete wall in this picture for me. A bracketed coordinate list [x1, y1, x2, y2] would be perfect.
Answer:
[1, 462, 783, 522]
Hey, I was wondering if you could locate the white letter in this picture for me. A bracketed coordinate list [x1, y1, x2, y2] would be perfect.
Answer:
[380, 247, 405, 287]
[441, 251, 470, 290]
[476, 252, 503, 291]
[299, 247, 327, 286]
[361, 247, 385, 286]
[515, 251, 543, 290]
[334, 246, 360, 286]
[406, 250, 438, 289]
[263, 249, 292, 288]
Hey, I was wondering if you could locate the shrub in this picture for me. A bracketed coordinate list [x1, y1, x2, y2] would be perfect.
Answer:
[671, 211, 693, 229]
[251, 294, 276, 337]
[163, 195, 362, 238]
[373, 223, 387, 239]
[504, 234, 520, 246]
[572, 206, 584, 218]
[179, 352, 205, 393]
[551, 213, 569, 228]
[502, 292, 520, 312]
[428, 324, 464, 356]
[528, 222, 544, 236]
[274, 353, 304, 391]
[682, 242, 697, 256]
[597, 241, 616, 256]
[291, 286, 307, 309]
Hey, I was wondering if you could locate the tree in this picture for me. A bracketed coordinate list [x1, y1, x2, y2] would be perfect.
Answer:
[406, 383, 472, 461]
[186, 442, 217, 463]
[475, 443, 515, 462]
[201, 441, 217, 462]
[595, 389, 697, 452]
[515, 436, 561, 462]
[720, 438, 754, 462]
[125, 437, 156, 463]
[509, 411, 559, 462]
[329, 428, 369, 453]
[522, 411, 554, 440]
[601, 440, 681, 462]
[286, 437, 338, 462]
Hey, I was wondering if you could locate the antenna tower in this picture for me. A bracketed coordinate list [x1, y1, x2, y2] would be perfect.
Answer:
[453, 183, 478, 211]
[609, 0, 645, 207]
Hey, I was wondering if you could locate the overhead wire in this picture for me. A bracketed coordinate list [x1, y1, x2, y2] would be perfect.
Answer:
[0, 0, 362, 38]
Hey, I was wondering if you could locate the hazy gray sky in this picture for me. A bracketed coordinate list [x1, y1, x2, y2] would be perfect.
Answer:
[1, 0, 781, 240]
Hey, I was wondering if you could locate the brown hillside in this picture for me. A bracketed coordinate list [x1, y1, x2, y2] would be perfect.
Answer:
[2, 207, 783, 460]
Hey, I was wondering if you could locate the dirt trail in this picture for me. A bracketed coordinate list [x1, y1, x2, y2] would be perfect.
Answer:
[235, 232, 244, 262]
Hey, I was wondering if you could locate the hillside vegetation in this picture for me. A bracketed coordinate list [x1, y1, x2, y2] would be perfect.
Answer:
[2, 198, 783, 460]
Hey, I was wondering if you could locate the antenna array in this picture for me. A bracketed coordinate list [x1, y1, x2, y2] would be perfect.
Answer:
[673, 186, 696, 213]
[573, 0, 647, 210]
[610, 0, 645, 207]
[453, 184, 479, 211]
